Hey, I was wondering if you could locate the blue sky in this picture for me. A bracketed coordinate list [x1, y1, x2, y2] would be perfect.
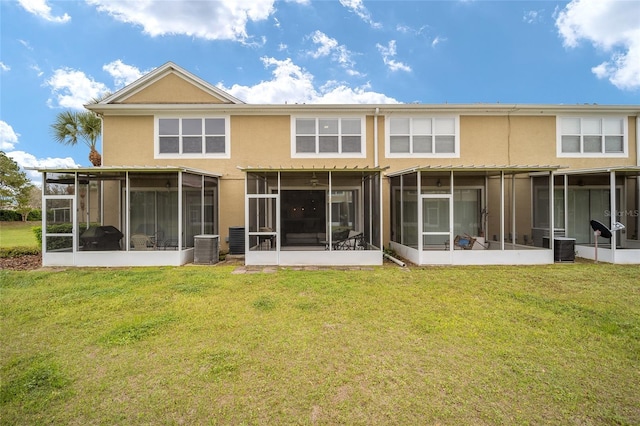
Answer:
[1, 0, 639, 183]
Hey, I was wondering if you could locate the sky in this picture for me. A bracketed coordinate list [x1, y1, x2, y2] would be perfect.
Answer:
[1, 0, 639, 184]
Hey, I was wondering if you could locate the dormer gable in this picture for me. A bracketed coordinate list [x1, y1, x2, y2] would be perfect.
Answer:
[98, 61, 244, 105]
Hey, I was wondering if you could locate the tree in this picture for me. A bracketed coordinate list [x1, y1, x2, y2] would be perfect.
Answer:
[0, 151, 34, 220]
[50, 110, 102, 166]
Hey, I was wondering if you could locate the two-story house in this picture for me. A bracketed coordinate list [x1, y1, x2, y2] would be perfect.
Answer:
[37, 62, 639, 266]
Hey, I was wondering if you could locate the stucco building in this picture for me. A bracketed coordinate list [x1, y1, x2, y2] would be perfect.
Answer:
[38, 62, 640, 266]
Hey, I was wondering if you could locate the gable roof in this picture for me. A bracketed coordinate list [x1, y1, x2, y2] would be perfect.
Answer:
[97, 61, 244, 105]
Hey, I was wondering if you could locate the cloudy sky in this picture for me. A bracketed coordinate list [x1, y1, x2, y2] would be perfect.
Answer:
[1, 0, 639, 183]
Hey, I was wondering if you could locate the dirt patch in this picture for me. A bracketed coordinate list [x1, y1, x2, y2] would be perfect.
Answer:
[0, 254, 42, 271]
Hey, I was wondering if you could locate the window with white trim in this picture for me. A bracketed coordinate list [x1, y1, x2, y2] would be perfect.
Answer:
[292, 117, 364, 157]
[386, 116, 459, 157]
[558, 116, 627, 157]
[156, 117, 229, 158]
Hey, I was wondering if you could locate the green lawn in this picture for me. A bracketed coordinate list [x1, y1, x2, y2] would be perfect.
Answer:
[1, 263, 639, 425]
[0, 221, 39, 248]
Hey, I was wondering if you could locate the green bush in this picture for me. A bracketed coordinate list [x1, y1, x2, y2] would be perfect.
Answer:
[27, 209, 42, 221]
[33, 227, 42, 245]
[0, 210, 21, 221]
[0, 246, 41, 258]
[32, 224, 93, 251]
[0, 209, 41, 221]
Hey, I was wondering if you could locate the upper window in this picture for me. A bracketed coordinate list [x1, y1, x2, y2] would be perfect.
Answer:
[557, 116, 627, 157]
[156, 116, 229, 158]
[386, 116, 459, 158]
[292, 117, 365, 158]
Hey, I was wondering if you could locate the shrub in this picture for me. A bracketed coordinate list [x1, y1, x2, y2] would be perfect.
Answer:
[0, 209, 41, 221]
[0, 246, 41, 258]
[0, 210, 21, 221]
[27, 209, 42, 221]
[32, 224, 93, 250]
[33, 227, 42, 245]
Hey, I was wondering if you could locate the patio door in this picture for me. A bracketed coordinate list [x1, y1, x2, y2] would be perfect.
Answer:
[246, 194, 279, 264]
[567, 187, 621, 245]
[42, 195, 75, 265]
[281, 190, 326, 247]
[421, 194, 452, 252]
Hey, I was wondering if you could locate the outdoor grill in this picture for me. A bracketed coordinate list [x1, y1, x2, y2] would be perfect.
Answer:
[80, 226, 123, 250]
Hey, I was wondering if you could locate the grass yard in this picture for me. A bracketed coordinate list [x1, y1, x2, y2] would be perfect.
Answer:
[1, 263, 639, 425]
[0, 221, 39, 248]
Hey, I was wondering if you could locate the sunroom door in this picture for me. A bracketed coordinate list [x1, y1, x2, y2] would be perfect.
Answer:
[421, 194, 453, 253]
[246, 194, 279, 264]
[43, 195, 75, 265]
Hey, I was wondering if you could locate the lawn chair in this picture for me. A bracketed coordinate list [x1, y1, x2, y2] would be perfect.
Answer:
[454, 234, 476, 250]
[332, 230, 365, 250]
[131, 233, 153, 250]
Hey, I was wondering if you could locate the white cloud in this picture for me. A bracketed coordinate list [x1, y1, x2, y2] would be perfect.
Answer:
[46, 67, 110, 109]
[523, 10, 543, 24]
[339, 0, 381, 29]
[7, 151, 80, 184]
[0, 121, 20, 151]
[306, 31, 360, 76]
[218, 57, 397, 104]
[308, 31, 339, 59]
[316, 81, 399, 104]
[18, 0, 70, 23]
[30, 64, 44, 77]
[376, 41, 412, 72]
[103, 60, 146, 89]
[432, 36, 447, 48]
[86, 0, 278, 42]
[218, 57, 317, 104]
[1, 120, 80, 183]
[18, 39, 33, 50]
[0, 62, 10, 72]
[556, 0, 640, 90]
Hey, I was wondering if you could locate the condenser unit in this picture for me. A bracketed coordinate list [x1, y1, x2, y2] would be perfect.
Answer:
[194, 235, 219, 265]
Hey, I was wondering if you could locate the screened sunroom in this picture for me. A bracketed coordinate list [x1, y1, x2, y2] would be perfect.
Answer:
[38, 166, 219, 267]
[388, 165, 561, 265]
[242, 168, 384, 266]
[552, 166, 640, 264]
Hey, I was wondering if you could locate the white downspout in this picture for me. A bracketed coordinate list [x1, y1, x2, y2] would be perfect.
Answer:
[636, 115, 639, 166]
[511, 174, 516, 245]
[417, 171, 422, 253]
[610, 170, 617, 261]
[500, 171, 505, 251]
[374, 107, 380, 168]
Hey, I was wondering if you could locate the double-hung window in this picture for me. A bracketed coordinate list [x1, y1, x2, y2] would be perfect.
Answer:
[156, 116, 229, 158]
[557, 116, 627, 157]
[386, 116, 459, 157]
[292, 117, 364, 157]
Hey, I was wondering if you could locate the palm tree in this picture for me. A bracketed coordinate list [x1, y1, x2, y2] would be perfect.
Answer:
[50, 96, 106, 167]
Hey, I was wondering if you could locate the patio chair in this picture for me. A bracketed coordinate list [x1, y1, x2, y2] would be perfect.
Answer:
[454, 234, 476, 250]
[131, 233, 153, 250]
[332, 230, 365, 250]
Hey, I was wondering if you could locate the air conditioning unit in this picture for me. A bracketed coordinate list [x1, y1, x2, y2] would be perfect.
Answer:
[554, 237, 575, 262]
[228, 226, 245, 255]
[194, 235, 219, 265]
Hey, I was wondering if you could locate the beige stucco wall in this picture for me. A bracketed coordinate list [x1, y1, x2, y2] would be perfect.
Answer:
[123, 73, 226, 104]
[100, 93, 638, 251]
